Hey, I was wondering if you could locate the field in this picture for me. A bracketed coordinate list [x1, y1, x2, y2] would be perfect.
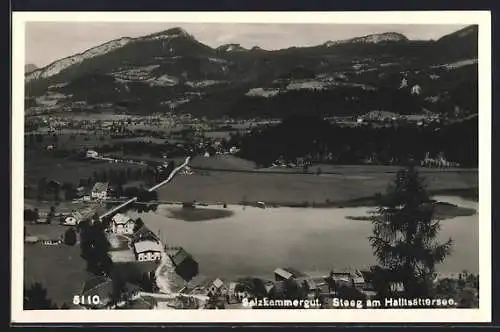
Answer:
[189, 155, 257, 170]
[158, 167, 478, 204]
[24, 151, 148, 187]
[24, 225, 92, 308]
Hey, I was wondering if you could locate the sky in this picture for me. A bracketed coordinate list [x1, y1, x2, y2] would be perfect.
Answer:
[25, 22, 469, 68]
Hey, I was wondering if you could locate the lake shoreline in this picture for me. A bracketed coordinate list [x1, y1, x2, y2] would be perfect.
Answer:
[162, 187, 478, 210]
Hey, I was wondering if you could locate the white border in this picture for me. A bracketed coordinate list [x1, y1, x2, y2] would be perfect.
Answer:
[11, 11, 492, 323]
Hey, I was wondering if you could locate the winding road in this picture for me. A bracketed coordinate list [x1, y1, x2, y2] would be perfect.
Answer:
[99, 156, 191, 221]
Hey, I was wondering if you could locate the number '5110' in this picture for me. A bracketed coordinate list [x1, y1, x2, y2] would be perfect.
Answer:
[73, 295, 101, 306]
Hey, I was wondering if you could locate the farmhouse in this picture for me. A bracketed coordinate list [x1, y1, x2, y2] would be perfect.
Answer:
[185, 277, 227, 298]
[130, 225, 161, 243]
[169, 248, 199, 282]
[133, 240, 163, 262]
[274, 268, 294, 281]
[79, 276, 140, 309]
[86, 150, 98, 158]
[91, 182, 109, 200]
[64, 216, 78, 226]
[111, 213, 135, 235]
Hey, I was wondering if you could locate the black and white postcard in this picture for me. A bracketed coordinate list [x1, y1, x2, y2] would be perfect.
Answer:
[11, 11, 492, 323]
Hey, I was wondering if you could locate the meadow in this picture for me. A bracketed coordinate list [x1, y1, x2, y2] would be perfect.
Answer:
[157, 166, 478, 205]
[24, 225, 91, 308]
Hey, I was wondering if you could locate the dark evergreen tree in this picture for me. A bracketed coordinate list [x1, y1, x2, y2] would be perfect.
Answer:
[368, 165, 453, 298]
[24, 283, 57, 309]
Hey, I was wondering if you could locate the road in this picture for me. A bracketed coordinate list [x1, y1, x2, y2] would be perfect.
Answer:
[99, 156, 191, 221]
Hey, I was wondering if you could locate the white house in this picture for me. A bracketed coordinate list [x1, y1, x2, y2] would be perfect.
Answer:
[411, 84, 422, 95]
[133, 240, 163, 262]
[91, 182, 109, 200]
[111, 213, 135, 235]
[86, 150, 98, 158]
[64, 216, 78, 226]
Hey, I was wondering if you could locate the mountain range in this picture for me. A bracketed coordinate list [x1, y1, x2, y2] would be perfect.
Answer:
[25, 25, 478, 119]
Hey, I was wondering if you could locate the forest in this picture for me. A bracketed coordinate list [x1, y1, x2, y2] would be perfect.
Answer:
[229, 115, 478, 168]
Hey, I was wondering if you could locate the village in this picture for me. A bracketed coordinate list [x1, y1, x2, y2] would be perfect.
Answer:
[24, 156, 479, 310]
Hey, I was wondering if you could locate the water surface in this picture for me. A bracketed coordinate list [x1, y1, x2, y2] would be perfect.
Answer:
[127, 196, 479, 279]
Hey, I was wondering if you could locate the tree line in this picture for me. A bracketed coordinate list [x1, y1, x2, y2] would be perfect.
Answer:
[230, 115, 478, 168]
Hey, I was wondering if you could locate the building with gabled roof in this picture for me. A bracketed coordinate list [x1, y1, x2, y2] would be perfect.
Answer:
[91, 182, 109, 200]
[133, 240, 163, 262]
[274, 268, 294, 281]
[111, 213, 135, 235]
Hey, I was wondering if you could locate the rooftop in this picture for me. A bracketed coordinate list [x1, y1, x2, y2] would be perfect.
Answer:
[112, 213, 134, 225]
[107, 249, 136, 263]
[92, 182, 109, 192]
[133, 240, 163, 254]
[274, 268, 293, 280]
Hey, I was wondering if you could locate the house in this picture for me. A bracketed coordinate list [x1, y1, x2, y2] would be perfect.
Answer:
[111, 213, 135, 235]
[91, 182, 109, 200]
[186, 277, 226, 298]
[352, 270, 366, 289]
[411, 84, 422, 95]
[133, 240, 163, 262]
[79, 276, 140, 309]
[64, 216, 78, 226]
[283, 267, 308, 278]
[169, 248, 199, 282]
[211, 278, 225, 295]
[274, 268, 294, 281]
[330, 272, 354, 287]
[130, 225, 160, 243]
[86, 150, 98, 158]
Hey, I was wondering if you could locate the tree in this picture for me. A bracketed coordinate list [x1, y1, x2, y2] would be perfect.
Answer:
[368, 165, 453, 298]
[133, 218, 145, 233]
[24, 282, 57, 309]
[37, 177, 47, 201]
[326, 270, 336, 294]
[46, 206, 56, 224]
[64, 228, 78, 246]
[63, 182, 77, 201]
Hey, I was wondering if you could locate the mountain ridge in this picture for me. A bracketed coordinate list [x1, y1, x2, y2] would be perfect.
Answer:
[27, 25, 477, 82]
[25, 24, 478, 119]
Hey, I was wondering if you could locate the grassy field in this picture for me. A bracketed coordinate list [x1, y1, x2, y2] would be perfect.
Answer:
[26, 131, 113, 151]
[24, 151, 147, 187]
[189, 155, 257, 170]
[158, 167, 478, 204]
[24, 225, 91, 308]
[190, 155, 478, 174]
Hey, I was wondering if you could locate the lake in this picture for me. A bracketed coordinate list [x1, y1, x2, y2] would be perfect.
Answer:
[127, 196, 479, 279]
